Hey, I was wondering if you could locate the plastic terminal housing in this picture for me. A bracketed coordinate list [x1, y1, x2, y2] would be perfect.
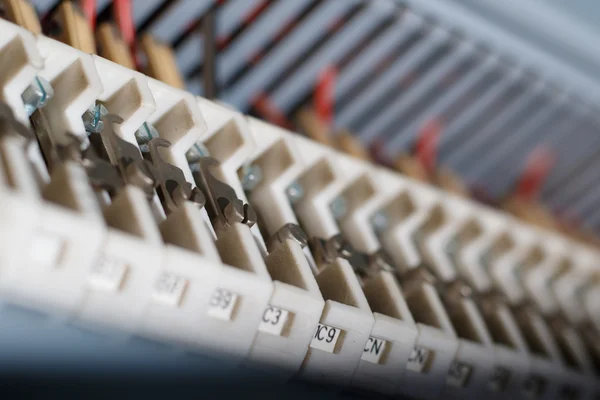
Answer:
[0, 18, 597, 399]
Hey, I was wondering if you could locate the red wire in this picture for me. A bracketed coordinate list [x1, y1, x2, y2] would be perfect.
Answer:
[314, 65, 337, 129]
[515, 145, 555, 201]
[415, 117, 443, 175]
[81, 0, 97, 31]
[252, 92, 294, 130]
[113, 0, 139, 68]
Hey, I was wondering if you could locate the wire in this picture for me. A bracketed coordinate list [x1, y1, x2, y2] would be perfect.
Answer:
[314, 65, 337, 130]
[415, 117, 443, 175]
[252, 92, 294, 130]
[113, 0, 139, 68]
[515, 144, 555, 201]
[81, 0, 97, 31]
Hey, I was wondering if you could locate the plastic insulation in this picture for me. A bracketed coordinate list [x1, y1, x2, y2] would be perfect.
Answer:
[80, 0, 97, 31]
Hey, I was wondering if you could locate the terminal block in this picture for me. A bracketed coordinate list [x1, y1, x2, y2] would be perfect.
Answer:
[0, 17, 598, 400]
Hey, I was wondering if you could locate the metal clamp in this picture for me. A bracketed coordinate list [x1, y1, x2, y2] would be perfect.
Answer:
[146, 137, 204, 213]
[191, 156, 257, 230]
[99, 114, 156, 198]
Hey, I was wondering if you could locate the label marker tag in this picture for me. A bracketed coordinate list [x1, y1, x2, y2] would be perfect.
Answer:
[258, 305, 290, 336]
[310, 323, 342, 353]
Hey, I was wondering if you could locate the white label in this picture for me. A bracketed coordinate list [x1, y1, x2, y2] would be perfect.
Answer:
[207, 288, 238, 321]
[153, 272, 188, 306]
[89, 255, 128, 291]
[446, 360, 472, 388]
[310, 323, 342, 353]
[258, 306, 290, 336]
[29, 232, 65, 268]
[406, 346, 432, 372]
[489, 366, 511, 392]
[361, 336, 388, 364]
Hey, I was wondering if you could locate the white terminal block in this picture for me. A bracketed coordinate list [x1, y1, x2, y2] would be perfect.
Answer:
[452, 207, 533, 398]
[0, 135, 43, 298]
[353, 271, 419, 396]
[246, 238, 324, 379]
[93, 56, 157, 147]
[243, 118, 325, 379]
[553, 324, 597, 400]
[455, 206, 507, 292]
[513, 304, 565, 400]
[0, 20, 44, 275]
[327, 166, 419, 394]
[293, 134, 358, 240]
[489, 223, 536, 305]
[483, 300, 532, 400]
[35, 36, 103, 146]
[195, 97, 266, 252]
[379, 179, 439, 271]
[335, 155, 390, 254]
[245, 117, 307, 236]
[75, 186, 164, 334]
[522, 231, 567, 316]
[553, 248, 597, 326]
[0, 19, 43, 126]
[147, 79, 206, 185]
[209, 221, 273, 363]
[299, 258, 374, 388]
[140, 202, 222, 349]
[398, 279, 459, 400]
[1, 160, 105, 316]
[292, 137, 375, 386]
[489, 227, 565, 400]
[0, 18, 598, 397]
[420, 194, 472, 282]
[584, 283, 600, 332]
[441, 294, 496, 399]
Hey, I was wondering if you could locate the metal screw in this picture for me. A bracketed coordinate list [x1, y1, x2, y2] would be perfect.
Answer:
[370, 210, 389, 233]
[329, 196, 347, 220]
[82, 103, 108, 133]
[22, 76, 54, 117]
[239, 164, 263, 192]
[185, 142, 210, 164]
[135, 122, 159, 152]
[286, 181, 304, 205]
[271, 223, 308, 250]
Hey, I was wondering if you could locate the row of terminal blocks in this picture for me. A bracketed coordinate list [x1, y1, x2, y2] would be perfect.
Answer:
[0, 18, 599, 400]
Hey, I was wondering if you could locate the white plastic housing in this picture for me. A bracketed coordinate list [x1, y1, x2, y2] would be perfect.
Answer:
[399, 282, 459, 400]
[379, 179, 439, 271]
[299, 259, 375, 388]
[522, 231, 568, 315]
[352, 271, 419, 396]
[245, 117, 306, 236]
[456, 206, 507, 292]
[1, 162, 105, 316]
[93, 56, 157, 146]
[489, 223, 537, 305]
[0, 19, 43, 125]
[246, 239, 324, 379]
[35, 36, 103, 146]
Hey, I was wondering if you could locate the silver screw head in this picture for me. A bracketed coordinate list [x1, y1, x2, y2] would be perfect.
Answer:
[185, 142, 210, 164]
[370, 210, 389, 233]
[329, 196, 347, 220]
[135, 122, 159, 152]
[239, 164, 263, 192]
[22, 76, 54, 117]
[83, 103, 108, 133]
[286, 181, 304, 205]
